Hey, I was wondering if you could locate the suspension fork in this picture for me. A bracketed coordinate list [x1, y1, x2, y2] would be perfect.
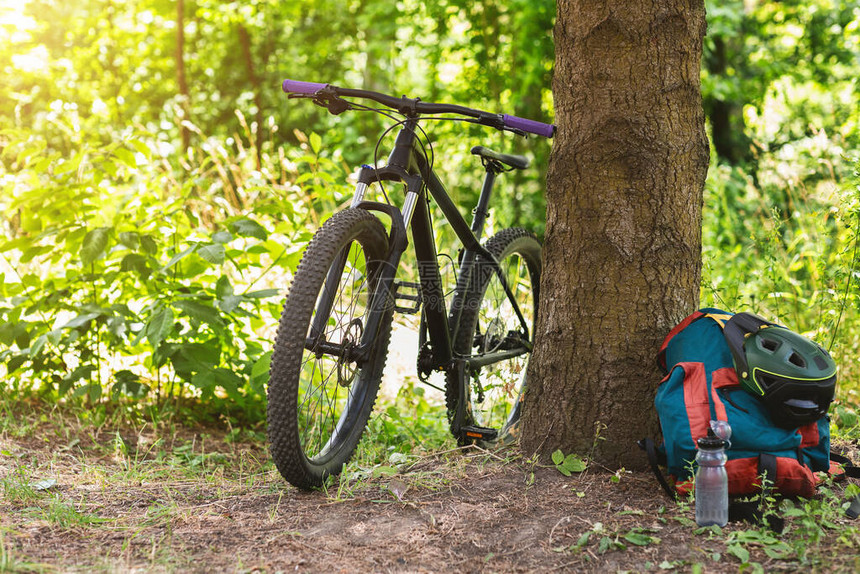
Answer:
[307, 138, 423, 360]
[307, 175, 373, 344]
[307, 200, 410, 363]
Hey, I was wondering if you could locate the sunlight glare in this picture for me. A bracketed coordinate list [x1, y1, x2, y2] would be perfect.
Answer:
[0, 1, 35, 30]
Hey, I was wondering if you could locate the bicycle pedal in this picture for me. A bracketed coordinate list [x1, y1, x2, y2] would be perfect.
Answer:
[460, 425, 499, 442]
[392, 280, 422, 314]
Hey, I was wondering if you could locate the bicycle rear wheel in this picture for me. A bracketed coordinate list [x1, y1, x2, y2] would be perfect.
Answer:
[268, 209, 393, 489]
[447, 228, 542, 443]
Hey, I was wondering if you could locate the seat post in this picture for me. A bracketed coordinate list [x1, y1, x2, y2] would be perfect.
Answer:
[471, 167, 498, 238]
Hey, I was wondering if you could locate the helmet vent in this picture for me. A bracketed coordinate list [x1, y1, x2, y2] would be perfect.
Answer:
[788, 352, 806, 368]
[760, 338, 780, 352]
[814, 355, 829, 370]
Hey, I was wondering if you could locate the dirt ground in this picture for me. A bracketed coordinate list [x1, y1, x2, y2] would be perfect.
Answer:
[2, 420, 860, 573]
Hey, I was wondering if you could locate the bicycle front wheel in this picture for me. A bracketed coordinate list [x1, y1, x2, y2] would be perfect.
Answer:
[268, 209, 393, 489]
[447, 228, 542, 444]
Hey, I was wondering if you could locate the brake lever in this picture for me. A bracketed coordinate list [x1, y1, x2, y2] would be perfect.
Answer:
[468, 117, 529, 138]
[287, 92, 351, 115]
[303, 96, 350, 115]
[324, 97, 351, 115]
[502, 127, 529, 138]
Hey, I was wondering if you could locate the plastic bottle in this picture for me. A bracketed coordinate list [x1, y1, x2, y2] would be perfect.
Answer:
[695, 424, 730, 527]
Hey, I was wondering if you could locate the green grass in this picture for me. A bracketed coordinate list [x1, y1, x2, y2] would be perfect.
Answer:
[2, 460, 105, 530]
[0, 471, 40, 506]
[38, 495, 107, 528]
[0, 530, 48, 573]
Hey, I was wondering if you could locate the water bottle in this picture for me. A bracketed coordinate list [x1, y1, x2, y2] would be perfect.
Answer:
[695, 421, 730, 527]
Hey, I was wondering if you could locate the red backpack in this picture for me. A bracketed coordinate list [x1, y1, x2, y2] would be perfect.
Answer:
[639, 309, 860, 526]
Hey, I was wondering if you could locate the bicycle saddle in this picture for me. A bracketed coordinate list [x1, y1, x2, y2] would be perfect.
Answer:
[471, 146, 530, 170]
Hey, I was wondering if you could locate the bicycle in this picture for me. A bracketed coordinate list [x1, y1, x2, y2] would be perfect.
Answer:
[268, 78, 555, 489]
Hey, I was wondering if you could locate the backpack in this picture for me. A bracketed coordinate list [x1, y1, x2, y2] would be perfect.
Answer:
[640, 308, 859, 524]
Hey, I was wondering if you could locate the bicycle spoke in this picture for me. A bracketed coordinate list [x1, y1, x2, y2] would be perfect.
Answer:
[471, 247, 535, 429]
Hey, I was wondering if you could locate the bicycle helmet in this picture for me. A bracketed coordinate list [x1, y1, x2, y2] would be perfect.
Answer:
[724, 312, 837, 429]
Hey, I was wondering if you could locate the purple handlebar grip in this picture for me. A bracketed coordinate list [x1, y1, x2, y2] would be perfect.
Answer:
[502, 114, 556, 138]
[282, 79, 328, 95]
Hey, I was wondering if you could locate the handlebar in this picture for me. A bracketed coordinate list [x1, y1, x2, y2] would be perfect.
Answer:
[501, 115, 555, 139]
[282, 78, 555, 138]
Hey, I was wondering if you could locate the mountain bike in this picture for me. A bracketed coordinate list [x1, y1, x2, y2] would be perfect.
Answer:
[268, 78, 555, 489]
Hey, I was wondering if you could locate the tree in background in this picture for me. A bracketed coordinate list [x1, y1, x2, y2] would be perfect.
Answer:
[522, 0, 711, 466]
[703, 0, 860, 169]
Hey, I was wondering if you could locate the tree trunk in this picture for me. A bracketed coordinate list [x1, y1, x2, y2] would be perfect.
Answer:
[238, 24, 264, 170]
[705, 36, 750, 165]
[177, 0, 191, 154]
[521, 0, 710, 468]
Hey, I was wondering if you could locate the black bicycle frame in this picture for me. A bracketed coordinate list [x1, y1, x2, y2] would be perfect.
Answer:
[306, 119, 531, 382]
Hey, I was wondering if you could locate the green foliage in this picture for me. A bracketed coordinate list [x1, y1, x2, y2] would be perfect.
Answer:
[702, 153, 860, 407]
[563, 522, 661, 556]
[702, 0, 860, 165]
[2, 0, 860, 425]
[551, 449, 587, 476]
[0, 120, 337, 421]
[700, 1, 860, 410]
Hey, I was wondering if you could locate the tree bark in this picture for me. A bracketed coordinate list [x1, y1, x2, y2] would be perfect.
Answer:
[521, 0, 710, 467]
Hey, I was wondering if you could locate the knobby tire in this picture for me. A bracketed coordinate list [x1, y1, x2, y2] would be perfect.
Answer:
[268, 209, 392, 489]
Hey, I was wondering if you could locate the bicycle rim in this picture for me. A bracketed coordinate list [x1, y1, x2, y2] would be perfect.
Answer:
[449, 229, 541, 438]
[471, 249, 536, 430]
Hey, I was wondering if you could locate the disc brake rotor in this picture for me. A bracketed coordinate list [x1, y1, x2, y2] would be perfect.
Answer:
[483, 317, 505, 353]
[336, 318, 364, 387]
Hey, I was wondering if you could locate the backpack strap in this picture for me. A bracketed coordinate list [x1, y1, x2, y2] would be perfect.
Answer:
[638, 438, 675, 500]
[702, 312, 733, 328]
[754, 453, 785, 532]
[728, 501, 785, 532]
[722, 312, 778, 379]
[830, 451, 860, 519]
[726, 454, 785, 532]
[830, 451, 860, 478]
[847, 497, 860, 519]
